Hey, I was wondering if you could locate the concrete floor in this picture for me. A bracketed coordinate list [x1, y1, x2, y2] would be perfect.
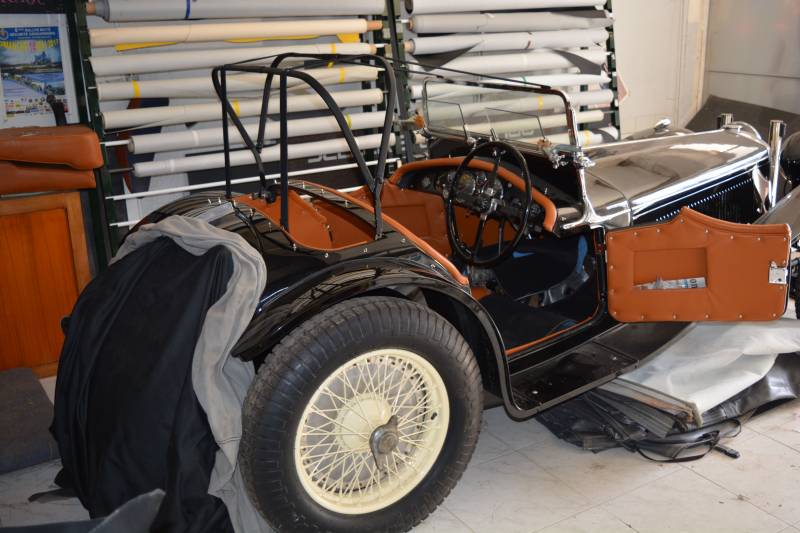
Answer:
[2, 379, 799, 532]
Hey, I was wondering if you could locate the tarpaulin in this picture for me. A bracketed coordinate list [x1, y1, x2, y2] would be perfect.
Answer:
[52, 215, 269, 533]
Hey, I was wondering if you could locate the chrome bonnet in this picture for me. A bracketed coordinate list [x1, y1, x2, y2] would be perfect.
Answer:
[575, 128, 770, 228]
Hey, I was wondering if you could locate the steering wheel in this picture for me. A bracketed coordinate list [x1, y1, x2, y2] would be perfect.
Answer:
[445, 140, 534, 267]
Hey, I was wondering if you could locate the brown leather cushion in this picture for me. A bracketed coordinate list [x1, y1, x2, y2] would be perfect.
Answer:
[0, 162, 96, 195]
[607, 207, 791, 322]
[0, 126, 103, 170]
[350, 183, 451, 256]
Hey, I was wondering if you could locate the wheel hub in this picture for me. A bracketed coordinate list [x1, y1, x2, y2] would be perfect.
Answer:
[336, 394, 391, 451]
[370, 415, 399, 457]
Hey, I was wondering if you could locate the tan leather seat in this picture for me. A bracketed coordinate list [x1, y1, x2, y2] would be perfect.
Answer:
[0, 125, 102, 195]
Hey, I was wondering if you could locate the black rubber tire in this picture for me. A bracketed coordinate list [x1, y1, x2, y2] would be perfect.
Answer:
[239, 296, 483, 533]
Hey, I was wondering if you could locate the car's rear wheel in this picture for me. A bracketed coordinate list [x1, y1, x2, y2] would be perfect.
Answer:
[239, 296, 482, 532]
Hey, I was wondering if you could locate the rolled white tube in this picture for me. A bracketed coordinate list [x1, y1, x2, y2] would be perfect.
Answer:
[408, 29, 608, 55]
[410, 49, 607, 79]
[424, 89, 613, 123]
[90, 42, 374, 76]
[90, 19, 370, 48]
[129, 111, 386, 154]
[522, 126, 618, 146]
[97, 66, 380, 101]
[411, 74, 611, 99]
[108, 159, 400, 203]
[134, 133, 395, 177]
[409, 12, 612, 33]
[102, 88, 384, 129]
[406, 0, 599, 14]
[91, 0, 385, 22]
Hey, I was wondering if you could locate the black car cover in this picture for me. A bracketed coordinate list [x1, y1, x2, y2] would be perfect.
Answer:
[51, 237, 234, 533]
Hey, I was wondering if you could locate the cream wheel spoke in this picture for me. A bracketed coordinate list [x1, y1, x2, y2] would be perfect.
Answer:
[397, 409, 435, 428]
[302, 446, 367, 463]
[340, 370, 373, 426]
[294, 348, 450, 515]
[398, 436, 430, 451]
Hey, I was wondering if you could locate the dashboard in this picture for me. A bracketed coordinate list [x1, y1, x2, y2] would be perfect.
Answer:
[398, 167, 544, 227]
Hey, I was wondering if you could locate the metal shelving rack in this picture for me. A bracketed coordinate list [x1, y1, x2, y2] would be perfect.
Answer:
[65, 0, 117, 264]
[63, 0, 623, 266]
[68, 2, 405, 262]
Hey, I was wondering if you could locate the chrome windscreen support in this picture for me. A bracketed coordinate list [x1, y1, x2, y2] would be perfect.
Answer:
[768, 120, 787, 209]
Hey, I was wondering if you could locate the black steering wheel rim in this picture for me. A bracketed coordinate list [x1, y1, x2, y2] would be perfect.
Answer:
[445, 140, 534, 268]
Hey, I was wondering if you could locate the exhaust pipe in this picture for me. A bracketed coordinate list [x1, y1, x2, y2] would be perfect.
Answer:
[768, 119, 787, 209]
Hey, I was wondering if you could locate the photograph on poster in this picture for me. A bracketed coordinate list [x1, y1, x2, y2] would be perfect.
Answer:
[0, 14, 77, 126]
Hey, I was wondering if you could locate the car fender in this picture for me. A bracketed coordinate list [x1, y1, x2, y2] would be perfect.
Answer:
[231, 257, 515, 404]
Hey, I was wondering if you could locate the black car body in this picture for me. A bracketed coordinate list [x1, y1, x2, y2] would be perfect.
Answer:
[128, 54, 799, 531]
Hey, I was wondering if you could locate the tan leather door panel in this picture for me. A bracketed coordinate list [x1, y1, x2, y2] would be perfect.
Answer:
[607, 207, 791, 322]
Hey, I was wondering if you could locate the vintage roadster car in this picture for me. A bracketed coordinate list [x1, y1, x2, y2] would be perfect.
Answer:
[132, 54, 799, 532]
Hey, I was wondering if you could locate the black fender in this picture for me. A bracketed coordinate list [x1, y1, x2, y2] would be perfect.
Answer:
[231, 257, 519, 411]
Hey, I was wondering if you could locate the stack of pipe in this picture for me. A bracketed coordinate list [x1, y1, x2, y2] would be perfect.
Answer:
[89, 0, 385, 21]
[134, 133, 396, 177]
[403, 0, 618, 145]
[97, 66, 380, 101]
[88, 4, 392, 182]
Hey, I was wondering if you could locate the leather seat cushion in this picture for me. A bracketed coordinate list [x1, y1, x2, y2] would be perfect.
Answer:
[0, 125, 103, 170]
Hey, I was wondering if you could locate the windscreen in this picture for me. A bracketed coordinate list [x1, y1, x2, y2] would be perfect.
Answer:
[422, 80, 579, 148]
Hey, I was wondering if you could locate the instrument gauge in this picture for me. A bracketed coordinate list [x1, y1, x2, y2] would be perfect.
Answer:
[455, 171, 477, 195]
[489, 180, 504, 199]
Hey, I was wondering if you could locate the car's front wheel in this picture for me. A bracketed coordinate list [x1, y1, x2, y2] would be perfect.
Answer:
[239, 296, 482, 532]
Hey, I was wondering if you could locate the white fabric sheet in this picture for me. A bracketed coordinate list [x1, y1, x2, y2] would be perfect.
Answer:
[613, 301, 800, 423]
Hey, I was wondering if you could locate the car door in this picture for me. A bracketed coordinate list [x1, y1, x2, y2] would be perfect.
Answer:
[606, 207, 792, 322]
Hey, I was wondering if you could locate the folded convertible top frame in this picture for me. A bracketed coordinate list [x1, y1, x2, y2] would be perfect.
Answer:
[212, 53, 396, 239]
[211, 53, 583, 240]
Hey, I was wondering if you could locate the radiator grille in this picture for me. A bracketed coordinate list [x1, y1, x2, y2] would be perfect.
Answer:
[641, 171, 761, 225]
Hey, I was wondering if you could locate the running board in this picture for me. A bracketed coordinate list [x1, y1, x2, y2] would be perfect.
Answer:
[506, 322, 688, 418]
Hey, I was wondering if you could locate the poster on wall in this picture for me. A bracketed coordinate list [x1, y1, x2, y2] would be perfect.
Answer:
[0, 14, 78, 127]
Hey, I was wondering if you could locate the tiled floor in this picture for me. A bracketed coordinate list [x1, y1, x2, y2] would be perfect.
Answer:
[2, 392, 800, 532]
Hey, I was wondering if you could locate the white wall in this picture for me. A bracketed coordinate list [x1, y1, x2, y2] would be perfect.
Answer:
[704, 0, 800, 114]
[613, 0, 709, 135]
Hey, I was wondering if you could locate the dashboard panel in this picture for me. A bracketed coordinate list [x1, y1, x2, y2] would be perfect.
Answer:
[397, 166, 545, 229]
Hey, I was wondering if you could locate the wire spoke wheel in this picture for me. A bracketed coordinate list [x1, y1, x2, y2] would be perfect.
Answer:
[294, 348, 450, 514]
[240, 297, 482, 532]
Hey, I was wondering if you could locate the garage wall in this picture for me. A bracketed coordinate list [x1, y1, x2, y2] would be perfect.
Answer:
[704, 0, 800, 115]
[613, 0, 709, 135]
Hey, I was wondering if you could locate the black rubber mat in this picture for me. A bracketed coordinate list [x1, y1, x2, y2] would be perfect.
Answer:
[0, 368, 58, 474]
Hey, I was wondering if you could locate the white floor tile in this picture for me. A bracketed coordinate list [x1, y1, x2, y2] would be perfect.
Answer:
[443, 451, 590, 533]
[535, 507, 636, 533]
[747, 403, 800, 453]
[0, 460, 88, 527]
[1, 403, 797, 532]
[518, 434, 680, 504]
[687, 433, 800, 524]
[415, 506, 473, 532]
[471, 421, 513, 465]
[747, 400, 800, 433]
[602, 468, 786, 533]
[483, 407, 552, 451]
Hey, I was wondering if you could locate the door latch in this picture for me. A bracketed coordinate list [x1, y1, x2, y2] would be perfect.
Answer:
[768, 261, 789, 285]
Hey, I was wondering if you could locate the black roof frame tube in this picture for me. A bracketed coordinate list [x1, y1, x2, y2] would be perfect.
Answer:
[211, 53, 397, 239]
